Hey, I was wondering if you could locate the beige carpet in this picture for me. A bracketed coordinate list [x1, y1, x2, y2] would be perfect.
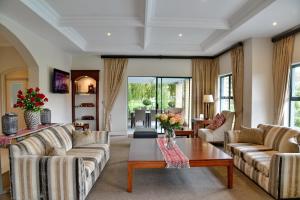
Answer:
[86, 136, 273, 200]
[0, 136, 274, 200]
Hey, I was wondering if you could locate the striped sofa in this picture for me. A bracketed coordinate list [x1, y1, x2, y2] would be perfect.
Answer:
[225, 124, 300, 199]
[9, 124, 110, 200]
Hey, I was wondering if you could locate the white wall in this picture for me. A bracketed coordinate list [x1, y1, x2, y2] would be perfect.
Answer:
[0, 15, 72, 124]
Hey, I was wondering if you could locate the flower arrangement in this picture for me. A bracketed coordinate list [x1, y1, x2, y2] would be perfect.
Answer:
[14, 87, 48, 112]
[156, 113, 184, 133]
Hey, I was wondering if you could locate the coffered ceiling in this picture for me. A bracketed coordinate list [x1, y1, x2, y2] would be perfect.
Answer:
[0, 0, 299, 55]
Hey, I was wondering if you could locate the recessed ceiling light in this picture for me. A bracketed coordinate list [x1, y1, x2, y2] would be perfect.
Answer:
[272, 21, 277, 26]
[107, 32, 111, 36]
[178, 33, 183, 37]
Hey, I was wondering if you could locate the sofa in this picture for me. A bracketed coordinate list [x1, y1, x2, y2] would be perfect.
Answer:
[9, 124, 110, 200]
[225, 124, 300, 199]
[198, 110, 234, 143]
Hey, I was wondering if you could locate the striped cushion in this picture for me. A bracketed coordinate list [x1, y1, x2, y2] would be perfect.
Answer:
[259, 124, 300, 152]
[243, 151, 277, 176]
[227, 143, 272, 158]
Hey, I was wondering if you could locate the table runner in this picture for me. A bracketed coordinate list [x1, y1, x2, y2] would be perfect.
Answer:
[156, 138, 190, 168]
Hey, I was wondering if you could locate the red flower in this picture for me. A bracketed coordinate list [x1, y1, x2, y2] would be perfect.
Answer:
[18, 90, 23, 95]
[37, 93, 45, 99]
[17, 94, 25, 99]
[35, 87, 40, 92]
[13, 104, 18, 108]
[28, 88, 34, 93]
[35, 102, 40, 107]
[44, 98, 48, 102]
[30, 97, 35, 102]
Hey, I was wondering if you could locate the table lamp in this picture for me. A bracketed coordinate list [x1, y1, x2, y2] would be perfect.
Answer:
[203, 94, 214, 119]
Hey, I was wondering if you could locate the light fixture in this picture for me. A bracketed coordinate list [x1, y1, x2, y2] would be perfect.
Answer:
[272, 21, 277, 26]
[107, 32, 111, 36]
[178, 33, 183, 37]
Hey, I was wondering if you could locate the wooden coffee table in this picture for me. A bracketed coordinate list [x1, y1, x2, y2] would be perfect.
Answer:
[127, 138, 233, 192]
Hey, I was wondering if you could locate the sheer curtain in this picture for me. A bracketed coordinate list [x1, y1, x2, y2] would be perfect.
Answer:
[231, 46, 244, 129]
[103, 58, 128, 131]
[272, 35, 295, 125]
[192, 58, 219, 119]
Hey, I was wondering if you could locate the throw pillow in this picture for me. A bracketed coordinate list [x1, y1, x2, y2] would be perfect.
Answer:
[236, 126, 264, 144]
[207, 113, 226, 130]
[72, 130, 96, 147]
[48, 146, 66, 156]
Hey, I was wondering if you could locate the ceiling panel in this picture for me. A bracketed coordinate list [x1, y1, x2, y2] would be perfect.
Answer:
[150, 27, 213, 45]
[153, 0, 248, 19]
[45, 0, 145, 17]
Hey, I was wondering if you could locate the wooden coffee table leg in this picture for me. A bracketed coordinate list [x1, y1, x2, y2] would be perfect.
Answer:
[227, 161, 233, 188]
[127, 163, 133, 192]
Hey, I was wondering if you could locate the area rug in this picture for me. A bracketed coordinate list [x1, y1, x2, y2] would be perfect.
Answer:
[86, 136, 273, 200]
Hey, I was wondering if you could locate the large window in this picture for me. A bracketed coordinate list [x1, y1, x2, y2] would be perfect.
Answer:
[289, 64, 300, 127]
[220, 74, 234, 111]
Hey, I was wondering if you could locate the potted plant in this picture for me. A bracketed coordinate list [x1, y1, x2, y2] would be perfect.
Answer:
[156, 113, 184, 148]
[142, 99, 152, 109]
[14, 87, 48, 130]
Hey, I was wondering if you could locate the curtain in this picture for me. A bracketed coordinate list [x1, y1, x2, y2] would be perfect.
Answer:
[192, 58, 219, 119]
[272, 35, 295, 125]
[103, 58, 128, 131]
[231, 46, 244, 130]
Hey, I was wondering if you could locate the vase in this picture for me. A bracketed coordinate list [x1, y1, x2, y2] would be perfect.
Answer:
[40, 108, 51, 125]
[164, 129, 176, 149]
[24, 110, 40, 130]
[2, 113, 18, 135]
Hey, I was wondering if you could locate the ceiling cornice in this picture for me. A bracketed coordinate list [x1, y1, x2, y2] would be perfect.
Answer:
[19, 0, 87, 50]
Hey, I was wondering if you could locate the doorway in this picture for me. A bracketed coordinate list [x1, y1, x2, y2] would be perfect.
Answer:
[127, 76, 192, 132]
[5, 69, 28, 130]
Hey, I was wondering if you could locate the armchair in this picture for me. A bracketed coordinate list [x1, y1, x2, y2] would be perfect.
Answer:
[198, 110, 234, 143]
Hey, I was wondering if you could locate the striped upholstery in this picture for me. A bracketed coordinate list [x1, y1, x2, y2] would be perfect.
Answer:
[225, 124, 300, 199]
[9, 124, 110, 200]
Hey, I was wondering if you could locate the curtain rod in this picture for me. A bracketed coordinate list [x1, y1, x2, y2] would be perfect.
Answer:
[272, 24, 300, 42]
[100, 42, 243, 59]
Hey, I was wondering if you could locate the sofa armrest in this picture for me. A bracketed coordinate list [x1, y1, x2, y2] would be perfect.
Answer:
[94, 131, 110, 145]
[10, 155, 86, 200]
[269, 153, 300, 199]
[224, 130, 241, 152]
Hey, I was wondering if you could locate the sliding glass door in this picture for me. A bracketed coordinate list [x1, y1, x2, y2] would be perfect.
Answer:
[128, 77, 192, 132]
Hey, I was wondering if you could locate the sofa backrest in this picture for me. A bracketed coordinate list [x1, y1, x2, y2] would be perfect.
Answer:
[258, 124, 299, 153]
[10, 124, 74, 157]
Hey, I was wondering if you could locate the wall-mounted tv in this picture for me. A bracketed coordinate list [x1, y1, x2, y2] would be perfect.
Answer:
[52, 68, 70, 93]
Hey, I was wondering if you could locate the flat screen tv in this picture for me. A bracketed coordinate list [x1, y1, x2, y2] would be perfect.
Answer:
[52, 68, 70, 93]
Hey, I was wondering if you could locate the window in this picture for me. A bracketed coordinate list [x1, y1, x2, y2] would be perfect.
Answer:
[220, 74, 234, 111]
[289, 64, 300, 127]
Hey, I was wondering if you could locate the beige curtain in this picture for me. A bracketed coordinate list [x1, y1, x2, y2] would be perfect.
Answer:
[272, 35, 295, 125]
[231, 46, 244, 130]
[192, 58, 219, 119]
[103, 58, 128, 131]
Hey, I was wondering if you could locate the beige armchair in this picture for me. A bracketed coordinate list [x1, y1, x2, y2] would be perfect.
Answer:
[198, 110, 234, 143]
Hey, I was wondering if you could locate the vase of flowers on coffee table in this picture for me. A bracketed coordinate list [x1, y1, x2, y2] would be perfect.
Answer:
[14, 87, 48, 130]
[156, 113, 184, 148]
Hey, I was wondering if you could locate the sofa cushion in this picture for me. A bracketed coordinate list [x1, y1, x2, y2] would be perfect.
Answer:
[258, 124, 300, 152]
[236, 126, 265, 144]
[207, 113, 225, 130]
[227, 143, 272, 158]
[243, 150, 277, 176]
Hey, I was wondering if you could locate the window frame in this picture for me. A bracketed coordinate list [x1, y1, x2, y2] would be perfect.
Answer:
[288, 64, 300, 127]
[219, 74, 233, 111]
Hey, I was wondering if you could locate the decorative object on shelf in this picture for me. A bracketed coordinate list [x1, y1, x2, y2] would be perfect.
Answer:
[80, 103, 95, 107]
[88, 84, 95, 93]
[203, 94, 214, 119]
[142, 99, 151, 108]
[2, 112, 18, 135]
[40, 108, 51, 125]
[156, 113, 184, 149]
[81, 115, 94, 120]
[14, 87, 48, 130]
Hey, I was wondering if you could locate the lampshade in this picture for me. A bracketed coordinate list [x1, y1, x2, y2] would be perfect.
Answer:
[203, 94, 214, 103]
